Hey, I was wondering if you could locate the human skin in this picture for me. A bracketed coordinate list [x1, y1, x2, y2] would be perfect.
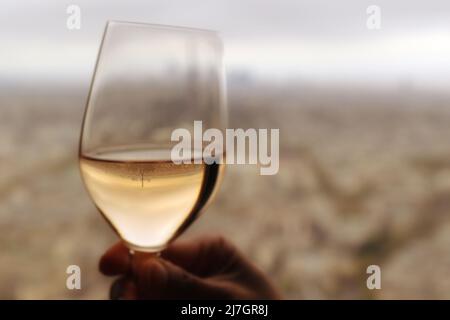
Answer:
[99, 235, 281, 300]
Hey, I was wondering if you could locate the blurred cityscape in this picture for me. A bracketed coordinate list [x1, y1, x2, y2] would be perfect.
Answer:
[2, 73, 450, 298]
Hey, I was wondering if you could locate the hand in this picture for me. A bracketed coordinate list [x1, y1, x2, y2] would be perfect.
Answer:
[99, 235, 281, 299]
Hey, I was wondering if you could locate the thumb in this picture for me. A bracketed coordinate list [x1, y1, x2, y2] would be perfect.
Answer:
[135, 258, 232, 299]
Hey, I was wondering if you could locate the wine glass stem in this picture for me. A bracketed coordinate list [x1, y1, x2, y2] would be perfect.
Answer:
[128, 249, 160, 280]
[110, 249, 160, 299]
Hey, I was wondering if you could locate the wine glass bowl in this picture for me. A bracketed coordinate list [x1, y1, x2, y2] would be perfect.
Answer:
[79, 21, 226, 253]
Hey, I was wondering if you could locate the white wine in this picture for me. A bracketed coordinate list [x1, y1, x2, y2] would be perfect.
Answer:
[79, 146, 223, 251]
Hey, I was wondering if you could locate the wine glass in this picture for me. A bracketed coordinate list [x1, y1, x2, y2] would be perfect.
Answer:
[78, 21, 226, 266]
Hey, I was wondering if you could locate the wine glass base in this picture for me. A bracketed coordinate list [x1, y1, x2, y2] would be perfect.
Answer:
[123, 240, 167, 254]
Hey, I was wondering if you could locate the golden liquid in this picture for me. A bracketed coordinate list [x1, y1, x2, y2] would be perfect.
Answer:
[79, 147, 223, 252]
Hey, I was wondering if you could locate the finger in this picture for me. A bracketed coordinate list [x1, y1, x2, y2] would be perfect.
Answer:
[110, 277, 137, 300]
[99, 242, 130, 276]
[121, 279, 138, 300]
[135, 258, 233, 299]
[162, 235, 239, 276]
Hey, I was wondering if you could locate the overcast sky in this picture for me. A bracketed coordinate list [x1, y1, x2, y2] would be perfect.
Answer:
[2, 0, 450, 89]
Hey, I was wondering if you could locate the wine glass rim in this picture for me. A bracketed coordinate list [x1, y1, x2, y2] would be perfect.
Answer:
[106, 20, 220, 35]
